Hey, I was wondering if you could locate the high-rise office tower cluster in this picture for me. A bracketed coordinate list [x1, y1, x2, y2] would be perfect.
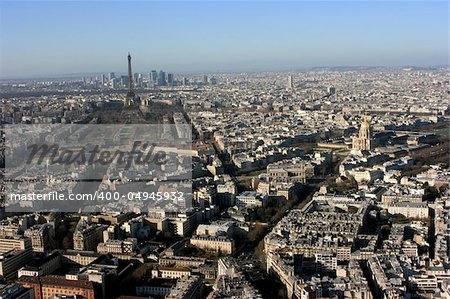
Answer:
[83, 54, 221, 89]
[92, 69, 176, 89]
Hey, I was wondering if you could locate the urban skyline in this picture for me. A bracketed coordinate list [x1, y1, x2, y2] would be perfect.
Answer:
[0, 1, 449, 299]
[0, 1, 448, 79]
[1, 52, 449, 298]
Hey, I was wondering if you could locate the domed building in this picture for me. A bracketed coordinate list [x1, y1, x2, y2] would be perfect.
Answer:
[352, 115, 373, 153]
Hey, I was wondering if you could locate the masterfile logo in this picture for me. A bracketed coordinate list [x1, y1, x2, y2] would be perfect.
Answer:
[3, 124, 193, 213]
[26, 141, 169, 170]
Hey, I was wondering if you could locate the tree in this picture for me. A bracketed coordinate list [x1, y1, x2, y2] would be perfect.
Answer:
[62, 236, 72, 250]
[424, 186, 440, 202]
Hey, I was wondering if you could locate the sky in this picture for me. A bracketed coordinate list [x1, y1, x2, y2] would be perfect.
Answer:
[0, 1, 448, 79]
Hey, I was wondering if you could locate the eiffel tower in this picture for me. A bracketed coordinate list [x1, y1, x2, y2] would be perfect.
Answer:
[125, 52, 135, 106]
[120, 52, 145, 123]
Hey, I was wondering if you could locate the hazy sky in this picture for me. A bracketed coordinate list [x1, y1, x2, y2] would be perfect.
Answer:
[0, 1, 448, 78]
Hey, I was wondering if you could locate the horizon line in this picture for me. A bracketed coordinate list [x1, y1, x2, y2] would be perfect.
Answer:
[1, 64, 449, 81]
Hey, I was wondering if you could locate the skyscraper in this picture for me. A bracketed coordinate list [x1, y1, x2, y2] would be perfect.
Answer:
[111, 78, 118, 89]
[167, 73, 174, 85]
[120, 76, 128, 87]
[287, 75, 293, 89]
[328, 86, 336, 95]
[137, 73, 143, 87]
[151, 70, 158, 83]
[158, 70, 166, 86]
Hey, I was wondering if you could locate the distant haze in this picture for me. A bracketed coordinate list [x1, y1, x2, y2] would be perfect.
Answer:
[0, 1, 448, 79]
